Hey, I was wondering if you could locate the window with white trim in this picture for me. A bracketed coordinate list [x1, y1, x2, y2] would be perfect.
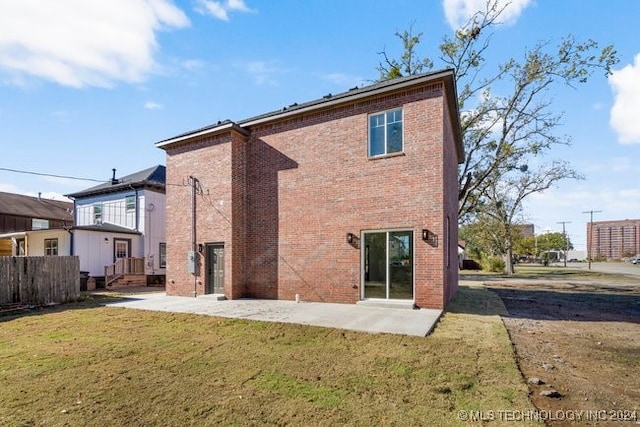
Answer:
[44, 238, 58, 256]
[93, 204, 102, 224]
[32, 218, 49, 230]
[159, 243, 166, 268]
[125, 195, 136, 211]
[368, 108, 403, 157]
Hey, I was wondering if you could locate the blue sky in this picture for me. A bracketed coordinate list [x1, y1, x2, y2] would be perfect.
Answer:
[1, 0, 639, 251]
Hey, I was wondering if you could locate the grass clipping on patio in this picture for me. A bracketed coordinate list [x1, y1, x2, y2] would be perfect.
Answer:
[0, 287, 539, 426]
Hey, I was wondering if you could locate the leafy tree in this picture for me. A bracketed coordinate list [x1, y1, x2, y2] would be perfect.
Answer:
[514, 235, 536, 258]
[514, 232, 574, 260]
[377, 24, 433, 80]
[377, 0, 617, 273]
[537, 231, 574, 253]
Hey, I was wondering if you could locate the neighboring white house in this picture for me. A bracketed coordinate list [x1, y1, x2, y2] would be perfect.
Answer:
[66, 166, 166, 287]
[0, 229, 72, 257]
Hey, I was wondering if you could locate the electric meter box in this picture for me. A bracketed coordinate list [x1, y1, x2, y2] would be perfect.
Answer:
[187, 251, 197, 274]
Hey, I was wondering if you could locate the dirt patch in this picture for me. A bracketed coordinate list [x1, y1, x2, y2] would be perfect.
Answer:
[486, 278, 640, 426]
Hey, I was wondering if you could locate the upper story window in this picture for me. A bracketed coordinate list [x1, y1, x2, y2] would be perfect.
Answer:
[32, 218, 49, 230]
[369, 108, 403, 157]
[125, 195, 136, 211]
[93, 204, 102, 224]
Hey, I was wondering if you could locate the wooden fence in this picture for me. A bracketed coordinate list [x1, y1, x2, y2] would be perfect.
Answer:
[0, 256, 80, 305]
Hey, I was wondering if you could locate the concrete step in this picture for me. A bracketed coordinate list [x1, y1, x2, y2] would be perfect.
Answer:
[356, 299, 416, 310]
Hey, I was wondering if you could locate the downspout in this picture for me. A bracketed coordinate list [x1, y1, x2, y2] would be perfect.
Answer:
[68, 196, 76, 256]
[189, 176, 198, 297]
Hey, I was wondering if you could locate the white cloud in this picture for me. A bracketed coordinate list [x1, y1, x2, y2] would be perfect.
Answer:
[320, 72, 367, 88]
[442, 0, 532, 30]
[581, 155, 640, 174]
[609, 53, 640, 144]
[239, 60, 285, 86]
[0, 182, 23, 194]
[30, 191, 73, 202]
[181, 59, 206, 71]
[0, 0, 190, 88]
[144, 101, 163, 110]
[195, 0, 253, 21]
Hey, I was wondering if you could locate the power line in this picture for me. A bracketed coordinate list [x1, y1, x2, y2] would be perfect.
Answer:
[0, 166, 107, 183]
[582, 210, 602, 270]
[0, 166, 188, 188]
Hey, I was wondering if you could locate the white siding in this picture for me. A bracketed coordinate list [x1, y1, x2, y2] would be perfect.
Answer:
[25, 230, 71, 256]
[74, 230, 142, 276]
[75, 191, 138, 230]
[140, 190, 166, 275]
[73, 187, 165, 277]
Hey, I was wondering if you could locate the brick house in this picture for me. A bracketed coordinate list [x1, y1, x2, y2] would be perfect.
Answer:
[156, 70, 463, 309]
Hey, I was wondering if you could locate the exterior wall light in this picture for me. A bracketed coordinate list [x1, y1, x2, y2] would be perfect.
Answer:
[346, 233, 355, 244]
[422, 229, 438, 247]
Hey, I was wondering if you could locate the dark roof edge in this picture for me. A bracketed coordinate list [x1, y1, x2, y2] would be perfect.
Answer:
[155, 121, 250, 150]
[242, 70, 454, 127]
[66, 181, 165, 199]
[70, 224, 143, 235]
[154, 69, 464, 162]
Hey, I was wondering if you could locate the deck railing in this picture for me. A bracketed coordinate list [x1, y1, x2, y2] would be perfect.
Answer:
[105, 257, 145, 285]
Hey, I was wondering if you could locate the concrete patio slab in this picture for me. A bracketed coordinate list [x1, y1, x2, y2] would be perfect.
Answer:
[103, 292, 442, 337]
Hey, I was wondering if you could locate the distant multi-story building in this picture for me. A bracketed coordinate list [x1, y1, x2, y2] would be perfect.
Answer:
[514, 223, 535, 239]
[586, 219, 640, 260]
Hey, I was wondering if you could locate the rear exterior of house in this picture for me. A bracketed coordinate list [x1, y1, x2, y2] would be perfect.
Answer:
[157, 70, 463, 309]
[0, 191, 74, 257]
[66, 166, 167, 287]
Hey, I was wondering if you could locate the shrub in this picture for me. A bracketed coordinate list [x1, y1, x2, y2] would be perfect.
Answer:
[481, 256, 505, 272]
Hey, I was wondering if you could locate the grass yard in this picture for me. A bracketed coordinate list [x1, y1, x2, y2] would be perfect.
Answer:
[0, 287, 539, 426]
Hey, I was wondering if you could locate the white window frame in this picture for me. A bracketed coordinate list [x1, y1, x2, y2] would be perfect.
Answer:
[125, 195, 136, 211]
[93, 204, 102, 224]
[159, 242, 166, 268]
[32, 218, 50, 230]
[44, 238, 58, 256]
[368, 108, 404, 157]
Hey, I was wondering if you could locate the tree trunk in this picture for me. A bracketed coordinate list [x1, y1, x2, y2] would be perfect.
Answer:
[503, 246, 515, 275]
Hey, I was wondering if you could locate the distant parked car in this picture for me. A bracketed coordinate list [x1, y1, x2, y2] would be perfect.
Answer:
[631, 256, 640, 265]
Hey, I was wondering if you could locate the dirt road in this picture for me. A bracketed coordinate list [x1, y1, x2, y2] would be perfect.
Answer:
[466, 274, 639, 426]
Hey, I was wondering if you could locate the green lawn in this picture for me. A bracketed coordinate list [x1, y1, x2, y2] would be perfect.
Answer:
[0, 288, 540, 426]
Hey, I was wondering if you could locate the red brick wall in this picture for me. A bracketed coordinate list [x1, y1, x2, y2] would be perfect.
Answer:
[164, 133, 245, 297]
[442, 88, 460, 306]
[245, 83, 453, 307]
[162, 79, 460, 309]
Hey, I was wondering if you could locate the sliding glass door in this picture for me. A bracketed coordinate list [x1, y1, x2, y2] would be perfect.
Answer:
[363, 230, 413, 300]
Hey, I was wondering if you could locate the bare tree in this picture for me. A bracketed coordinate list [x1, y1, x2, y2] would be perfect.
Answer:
[377, 0, 617, 273]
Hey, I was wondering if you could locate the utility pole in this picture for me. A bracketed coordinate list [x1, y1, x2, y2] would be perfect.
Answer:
[557, 221, 571, 267]
[582, 210, 602, 270]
